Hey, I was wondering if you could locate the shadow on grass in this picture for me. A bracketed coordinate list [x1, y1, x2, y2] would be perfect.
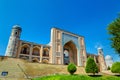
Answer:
[114, 75, 120, 77]
[89, 75, 102, 77]
[72, 74, 79, 76]
[70, 74, 102, 77]
[87, 73, 102, 77]
[112, 73, 120, 77]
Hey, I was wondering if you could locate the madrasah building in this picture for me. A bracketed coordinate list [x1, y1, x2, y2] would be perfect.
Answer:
[5, 25, 107, 71]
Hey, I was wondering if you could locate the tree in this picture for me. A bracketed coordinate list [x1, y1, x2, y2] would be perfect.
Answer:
[67, 63, 77, 75]
[85, 57, 98, 75]
[107, 15, 120, 56]
[111, 62, 120, 74]
[107, 66, 110, 70]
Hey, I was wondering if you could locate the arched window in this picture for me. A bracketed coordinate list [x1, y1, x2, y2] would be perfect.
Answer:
[21, 44, 30, 54]
[15, 32, 17, 35]
[32, 47, 40, 56]
[43, 48, 49, 57]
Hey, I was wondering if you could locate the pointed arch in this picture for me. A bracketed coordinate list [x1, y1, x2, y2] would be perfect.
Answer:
[21, 44, 30, 55]
[63, 40, 77, 65]
[32, 46, 40, 56]
[43, 48, 49, 57]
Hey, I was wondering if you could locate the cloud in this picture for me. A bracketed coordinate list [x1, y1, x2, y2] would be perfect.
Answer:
[95, 42, 103, 49]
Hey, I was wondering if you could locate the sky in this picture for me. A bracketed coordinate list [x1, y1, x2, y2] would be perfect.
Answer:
[0, 0, 120, 61]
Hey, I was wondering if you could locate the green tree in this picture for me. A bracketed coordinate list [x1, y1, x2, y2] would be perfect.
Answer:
[67, 63, 77, 75]
[107, 15, 120, 56]
[107, 66, 110, 70]
[85, 57, 98, 75]
[111, 62, 120, 74]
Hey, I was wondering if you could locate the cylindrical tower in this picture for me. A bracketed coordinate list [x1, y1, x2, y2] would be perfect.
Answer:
[5, 25, 22, 57]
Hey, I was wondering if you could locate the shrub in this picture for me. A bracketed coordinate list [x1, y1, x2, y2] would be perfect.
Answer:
[67, 63, 77, 75]
[85, 57, 98, 75]
[111, 62, 120, 73]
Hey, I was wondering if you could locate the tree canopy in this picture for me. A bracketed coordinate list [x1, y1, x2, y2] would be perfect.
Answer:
[107, 15, 120, 56]
[67, 63, 77, 75]
[85, 57, 98, 75]
[111, 62, 120, 73]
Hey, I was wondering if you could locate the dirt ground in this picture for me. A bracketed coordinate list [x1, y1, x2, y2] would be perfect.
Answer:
[0, 57, 86, 80]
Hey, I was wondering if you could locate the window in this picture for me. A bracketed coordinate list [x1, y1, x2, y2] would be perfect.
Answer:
[15, 32, 18, 36]
[23, 48, 27, 54]
[21, 45, 30, 54]
[43, 49, 49, 57]
[32, 47, 40, 56]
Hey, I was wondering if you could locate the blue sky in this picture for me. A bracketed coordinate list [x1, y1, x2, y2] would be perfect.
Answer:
[0, 0, 120, 61]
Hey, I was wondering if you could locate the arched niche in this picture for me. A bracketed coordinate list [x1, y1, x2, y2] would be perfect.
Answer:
[63, 41, 77, 65]
[43, 48, 49, 57]
[32, 46, 40, 56]
[21, 44, 30, 55]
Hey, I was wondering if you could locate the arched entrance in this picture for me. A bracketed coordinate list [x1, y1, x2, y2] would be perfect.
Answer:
[63, 41, 77, 65]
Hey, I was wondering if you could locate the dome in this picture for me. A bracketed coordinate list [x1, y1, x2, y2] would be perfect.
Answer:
[105, 55, 113, 60]
[12, 25, 22, 31]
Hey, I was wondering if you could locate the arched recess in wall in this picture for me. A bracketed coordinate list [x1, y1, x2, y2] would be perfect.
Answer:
[63, 40, 77, 65]
[32, 46, 40, 56]
[21, 44, 30, 55]
[43, 48, 49, 57]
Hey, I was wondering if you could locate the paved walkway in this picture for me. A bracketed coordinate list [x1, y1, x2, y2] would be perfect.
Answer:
[102, 70, 117, 75]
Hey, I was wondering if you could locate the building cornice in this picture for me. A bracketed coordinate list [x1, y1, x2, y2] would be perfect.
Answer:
[52, 27, 84, 38]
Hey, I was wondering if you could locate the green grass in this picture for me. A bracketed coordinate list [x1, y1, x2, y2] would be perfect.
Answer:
[32, 74, 120, 80]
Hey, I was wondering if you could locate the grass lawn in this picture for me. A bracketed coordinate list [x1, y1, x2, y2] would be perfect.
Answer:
[32, 74, 120, 80]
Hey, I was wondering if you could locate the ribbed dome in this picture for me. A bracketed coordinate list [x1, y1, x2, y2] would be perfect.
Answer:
[105, 55, 113, 60]
[12, 25, 22, 31]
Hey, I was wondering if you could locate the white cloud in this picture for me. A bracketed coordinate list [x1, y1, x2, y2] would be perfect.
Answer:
[94, 42, 103, 49]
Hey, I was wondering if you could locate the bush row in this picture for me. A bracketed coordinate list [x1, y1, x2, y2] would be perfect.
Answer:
[67, 57, 120, 75]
